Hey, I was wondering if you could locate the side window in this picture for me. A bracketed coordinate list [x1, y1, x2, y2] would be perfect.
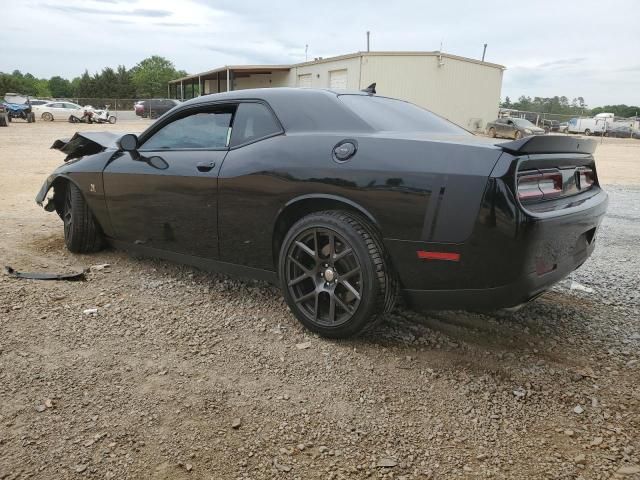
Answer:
[50, 103, 64, 108]
[230, 103, 281, 147]
[141, 108, 234, 150]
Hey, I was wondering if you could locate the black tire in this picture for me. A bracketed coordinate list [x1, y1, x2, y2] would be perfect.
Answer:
[0, 115, 7, 127]
[108, 115, 116, 124]
[584, 129, 591, 136]
[514, 130, 522, 140]
[279, 210, 396, 338]
[62, 182, 104, 253]
[42, 112, 53, 121]
[488, 127, 496, 138]
[26, 113, 33, 123]
[30, 112, 36, 123]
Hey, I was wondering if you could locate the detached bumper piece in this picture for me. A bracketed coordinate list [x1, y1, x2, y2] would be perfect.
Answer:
[4, 265, 86, 281]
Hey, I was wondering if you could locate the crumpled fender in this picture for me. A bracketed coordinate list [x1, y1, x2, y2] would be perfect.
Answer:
[52, 131, 123, 161]
[35, 172, 75, 208]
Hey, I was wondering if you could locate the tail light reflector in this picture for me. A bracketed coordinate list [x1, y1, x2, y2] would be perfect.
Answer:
[517, 171, 563, 202]
[577, 167, 595, 189]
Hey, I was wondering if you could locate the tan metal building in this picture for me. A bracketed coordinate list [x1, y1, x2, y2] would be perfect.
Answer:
[168, 51, 505, 131]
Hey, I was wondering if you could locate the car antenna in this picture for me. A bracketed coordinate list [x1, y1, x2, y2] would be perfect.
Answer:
[361, 82, 376, 95]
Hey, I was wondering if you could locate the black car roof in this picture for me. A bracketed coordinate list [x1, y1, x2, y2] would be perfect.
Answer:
[179, 88, 373, 133]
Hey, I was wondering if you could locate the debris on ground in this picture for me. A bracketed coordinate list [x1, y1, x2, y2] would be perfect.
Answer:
[4, 265, 86, 281]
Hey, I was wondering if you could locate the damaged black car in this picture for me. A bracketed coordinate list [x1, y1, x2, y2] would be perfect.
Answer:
[36, 88, 608, 338]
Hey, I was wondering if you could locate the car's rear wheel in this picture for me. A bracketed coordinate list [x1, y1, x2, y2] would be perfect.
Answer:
[514, 130, 522, 139]
[62, 182, 104, 253]
[279, 211, 395, 338]
[488, 127, 496, 138]
[584, 129, 591, 136]
[108, 115, 117, 124]
[42, 112, 53, 121]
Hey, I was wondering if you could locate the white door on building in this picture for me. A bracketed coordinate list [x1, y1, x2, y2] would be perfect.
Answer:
[297, 74, 312, 88]
[329, 69, 348, 90]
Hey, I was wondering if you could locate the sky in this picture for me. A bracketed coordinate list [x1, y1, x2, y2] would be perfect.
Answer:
[2, 0, 639, 107]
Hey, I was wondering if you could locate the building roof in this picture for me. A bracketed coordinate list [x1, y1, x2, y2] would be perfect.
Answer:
[169, 51, 506, 84]
[170, 65, 291, 84]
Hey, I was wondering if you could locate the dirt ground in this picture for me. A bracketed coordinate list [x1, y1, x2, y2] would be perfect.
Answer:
[1, 121, 639, 479]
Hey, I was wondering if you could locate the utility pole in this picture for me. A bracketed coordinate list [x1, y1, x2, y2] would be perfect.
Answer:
[366, 31, 370, 52]
[482, 43, 487, 62]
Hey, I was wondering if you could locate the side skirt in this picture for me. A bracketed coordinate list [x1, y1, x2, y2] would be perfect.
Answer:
[107, 238, 278, 284]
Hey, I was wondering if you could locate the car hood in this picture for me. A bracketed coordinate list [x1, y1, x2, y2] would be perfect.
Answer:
[51, 131, 124, 161]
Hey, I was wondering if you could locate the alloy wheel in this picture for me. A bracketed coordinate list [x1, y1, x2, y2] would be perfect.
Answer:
[285, 227, 362, 326]
[63, 187, 73, 239]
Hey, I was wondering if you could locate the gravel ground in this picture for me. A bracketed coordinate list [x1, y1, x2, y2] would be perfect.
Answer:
[0, 122, 639, 479]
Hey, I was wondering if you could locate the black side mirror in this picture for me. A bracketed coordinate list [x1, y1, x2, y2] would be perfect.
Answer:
[118, 133, 138, 152]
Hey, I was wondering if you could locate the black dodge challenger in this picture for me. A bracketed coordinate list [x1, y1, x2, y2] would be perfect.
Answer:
[36, 88, 608, 338]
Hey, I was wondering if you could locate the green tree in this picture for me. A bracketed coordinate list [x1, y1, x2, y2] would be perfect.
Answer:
[48, 76, 73, 97]
[75, 70, 95, 98]
[130, 55, 185, 98]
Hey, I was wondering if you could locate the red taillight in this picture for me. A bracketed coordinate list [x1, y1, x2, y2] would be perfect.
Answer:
[578, 167, 595, 189]
[517, 171, 563, 202]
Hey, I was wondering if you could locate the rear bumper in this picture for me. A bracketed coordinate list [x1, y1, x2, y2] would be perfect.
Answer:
[390, 186, 608, 311]
[403, 231, 595, 310]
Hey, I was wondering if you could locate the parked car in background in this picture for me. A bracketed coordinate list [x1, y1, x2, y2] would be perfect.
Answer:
[0, 103, 8, 127]
[134, 99, 180, 119]
[605, 126, 640, 139]
[36, 88, 607, 338]
[558, 122, 569, 133]
[540, 119, 560, 133]
[486, 117, 545, 139]
[33, 101, 84, 121]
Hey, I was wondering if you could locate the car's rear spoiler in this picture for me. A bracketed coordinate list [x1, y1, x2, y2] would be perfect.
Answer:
[498, 135, 597, 155]
[51, 131, 123, 161]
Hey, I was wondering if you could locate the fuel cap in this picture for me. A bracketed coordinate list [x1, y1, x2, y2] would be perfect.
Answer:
[333, 140, 357, 162]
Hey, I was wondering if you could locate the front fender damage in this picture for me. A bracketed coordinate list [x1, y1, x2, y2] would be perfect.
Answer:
[35, 174, 66, 213]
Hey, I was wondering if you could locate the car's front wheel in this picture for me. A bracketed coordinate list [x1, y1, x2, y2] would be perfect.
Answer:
[514, 130, 522, 139]
[62, 182, 104, 253]
[279, 211, 396, 338]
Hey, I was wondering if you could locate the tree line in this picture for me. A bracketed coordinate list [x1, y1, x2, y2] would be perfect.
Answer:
[502, 95, 640, 118]
[0, 56, 186, 100]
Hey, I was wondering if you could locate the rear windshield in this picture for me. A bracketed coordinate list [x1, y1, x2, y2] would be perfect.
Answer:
[339, 94, 469, 135]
